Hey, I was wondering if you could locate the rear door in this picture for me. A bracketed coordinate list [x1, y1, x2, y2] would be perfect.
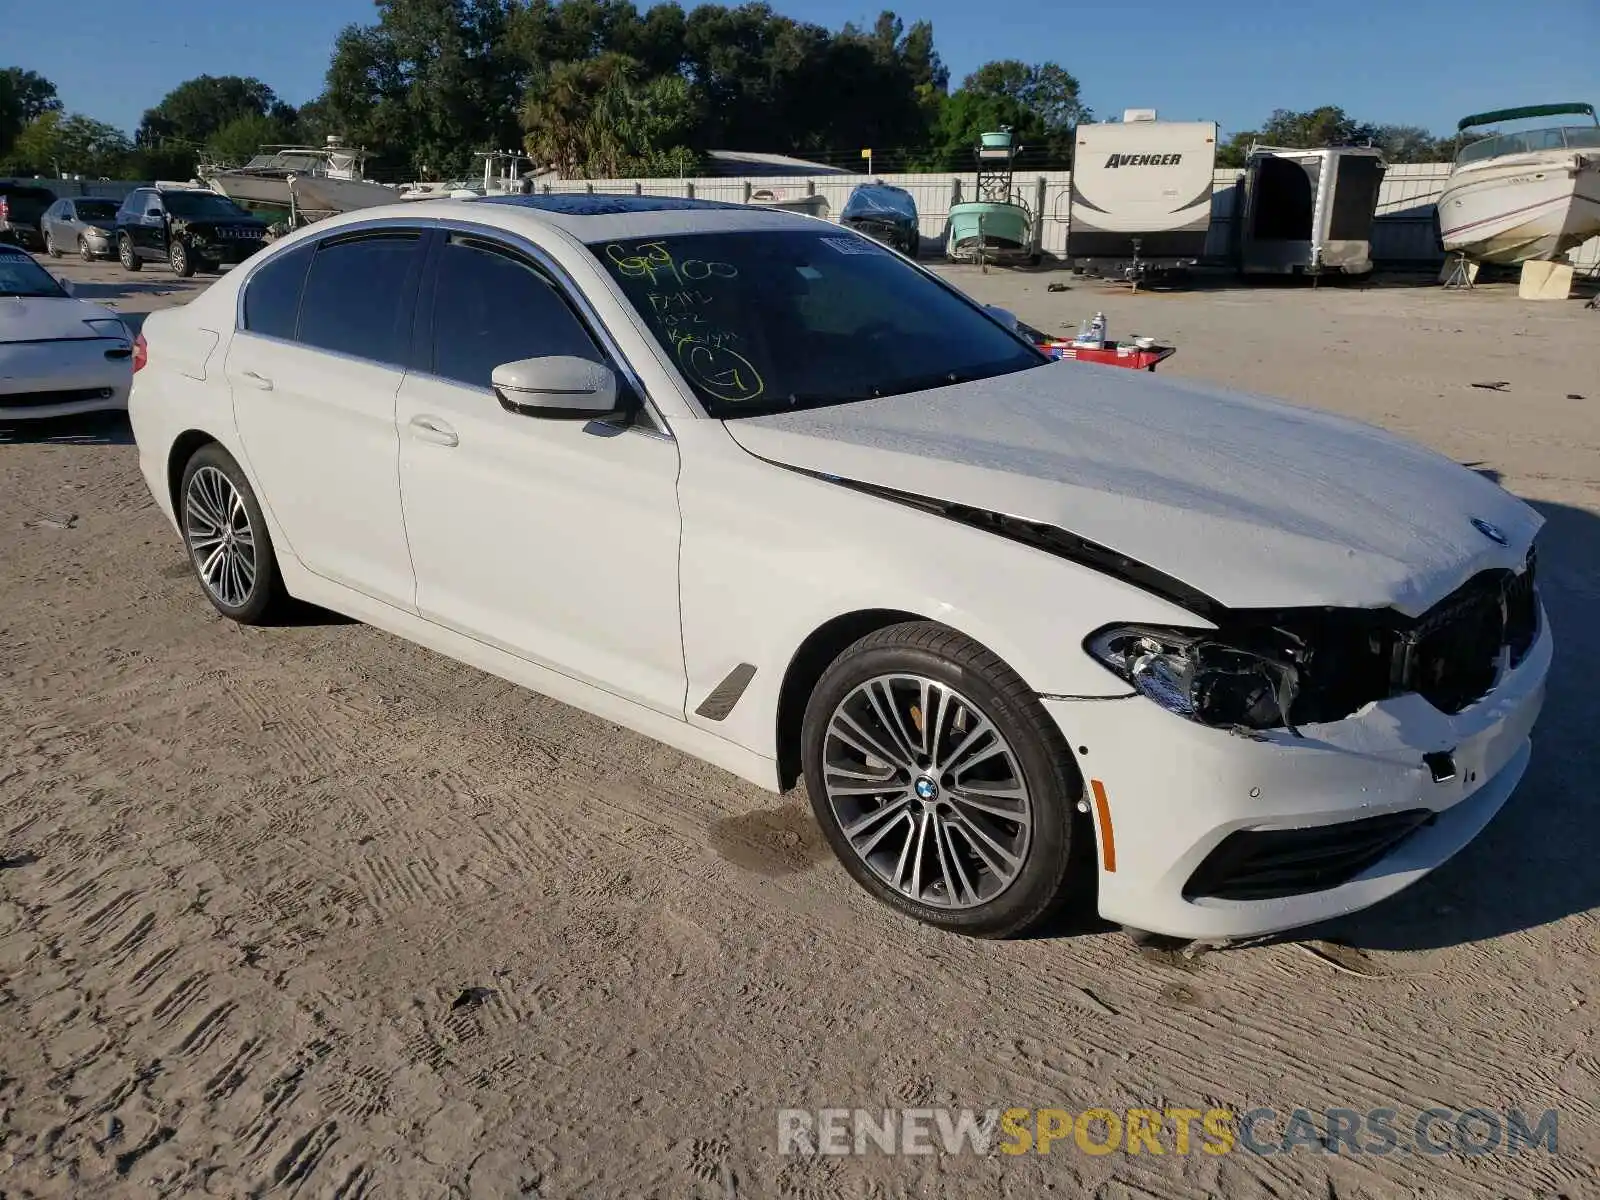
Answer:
[226, 227, 427, 610]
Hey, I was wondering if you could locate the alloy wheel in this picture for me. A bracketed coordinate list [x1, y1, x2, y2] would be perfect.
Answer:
[184, 465, 258, 608]
[821, 674, 1033, 909]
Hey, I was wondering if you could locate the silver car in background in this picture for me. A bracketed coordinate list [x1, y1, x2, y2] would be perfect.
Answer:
[41, 197, 122, 262]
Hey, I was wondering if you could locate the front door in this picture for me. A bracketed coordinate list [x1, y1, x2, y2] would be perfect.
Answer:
[395, 231, 686, 717]
[227, 228, 426, 611]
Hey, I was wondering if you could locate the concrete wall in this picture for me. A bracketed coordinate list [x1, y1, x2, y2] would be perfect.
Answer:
[538, 164, 1600, 269]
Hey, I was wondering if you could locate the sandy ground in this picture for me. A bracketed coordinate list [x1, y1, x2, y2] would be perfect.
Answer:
[2, 254, 1598, 1199]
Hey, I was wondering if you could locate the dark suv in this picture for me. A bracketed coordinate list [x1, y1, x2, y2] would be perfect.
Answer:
[115, 187, 268, 277]
[0, 182, 56, 250]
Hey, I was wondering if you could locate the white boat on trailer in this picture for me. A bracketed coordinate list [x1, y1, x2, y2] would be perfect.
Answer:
[1438, 102, 1600, 265]
[204, 137, 398, 221]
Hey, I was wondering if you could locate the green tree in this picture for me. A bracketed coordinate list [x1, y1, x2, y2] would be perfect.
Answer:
[917, 59, 1087, 170]
[1, 68, 62, 123]
[1258, 105, 1377, 149]
[138, 75, 295, 149]
[1, 111, 133, 177]
[318, 0, 525, 180]
[208, 112, 297, 166]
[1371, 123, 1446, 164]
[521, 53, 700, 177]
[1, 67, 62, 159]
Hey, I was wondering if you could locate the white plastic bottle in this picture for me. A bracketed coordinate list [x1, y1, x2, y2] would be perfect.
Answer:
[1089, 311, 1108, 348]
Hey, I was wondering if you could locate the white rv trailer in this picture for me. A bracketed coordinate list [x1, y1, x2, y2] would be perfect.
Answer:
[1067, 111, 1219, 281]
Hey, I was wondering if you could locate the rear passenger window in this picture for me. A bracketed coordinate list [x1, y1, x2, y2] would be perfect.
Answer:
[297, 232, 422, 365]
[429, 236, 602, 388]
[241, 243, 313, 341]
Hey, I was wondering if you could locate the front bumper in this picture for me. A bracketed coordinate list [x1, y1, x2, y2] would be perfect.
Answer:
[191, 237, 263, 266]
[0, 338, 132, 420]
[1044, 613, 1551, 940]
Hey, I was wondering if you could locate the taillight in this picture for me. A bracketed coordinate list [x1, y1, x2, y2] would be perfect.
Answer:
[0, 197, 9, 223]
[132, 332, 148, 373]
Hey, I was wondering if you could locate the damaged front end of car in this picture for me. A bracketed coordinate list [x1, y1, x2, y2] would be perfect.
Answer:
[1085, 546, 1541, 735]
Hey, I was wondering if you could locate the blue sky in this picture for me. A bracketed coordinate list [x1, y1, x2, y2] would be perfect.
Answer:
[10, 0, 1599, 141]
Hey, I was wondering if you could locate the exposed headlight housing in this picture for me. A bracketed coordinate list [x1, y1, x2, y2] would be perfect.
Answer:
[1087, 625, 1304, 734]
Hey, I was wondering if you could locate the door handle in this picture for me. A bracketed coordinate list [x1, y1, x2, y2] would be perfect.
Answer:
[408, 415, 459, 447]
[239, 369, 273, 391]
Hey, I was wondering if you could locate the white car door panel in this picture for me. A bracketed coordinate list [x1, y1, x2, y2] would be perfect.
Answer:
[398, 377, 683, 713]
[226, 228, 425, 612]
[396, 232, 685, 717]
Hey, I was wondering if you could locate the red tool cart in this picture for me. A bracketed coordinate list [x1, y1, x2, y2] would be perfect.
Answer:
[1036, 340, 1177, 372]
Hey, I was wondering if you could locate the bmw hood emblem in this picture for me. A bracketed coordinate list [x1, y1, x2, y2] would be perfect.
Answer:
[1471, 517, 1509, 546]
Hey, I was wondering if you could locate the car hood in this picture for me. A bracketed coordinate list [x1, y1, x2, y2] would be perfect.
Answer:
[0, 296, 122, 344]
[722, 362, 1542, 617]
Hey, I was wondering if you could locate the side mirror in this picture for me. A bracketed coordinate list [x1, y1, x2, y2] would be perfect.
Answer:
[58, 278, 75, 296]
[491, 356, 622, 419]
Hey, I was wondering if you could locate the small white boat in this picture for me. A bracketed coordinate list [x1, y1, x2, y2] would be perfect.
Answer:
[401, 151, 535, 201]
[1438, 103, 1600, 264]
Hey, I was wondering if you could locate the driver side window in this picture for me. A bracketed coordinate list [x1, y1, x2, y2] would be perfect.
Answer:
[428, 235, 605, 390]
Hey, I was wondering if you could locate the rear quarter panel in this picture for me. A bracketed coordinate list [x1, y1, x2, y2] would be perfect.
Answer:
[129, 288, 242, 530]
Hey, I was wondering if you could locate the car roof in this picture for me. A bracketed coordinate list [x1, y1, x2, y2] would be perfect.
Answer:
[302, 193, 832, 244]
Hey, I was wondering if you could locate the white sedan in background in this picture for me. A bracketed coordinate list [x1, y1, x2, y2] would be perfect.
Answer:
[0, 245, 133, 420]
[128, 196, 1550, 943]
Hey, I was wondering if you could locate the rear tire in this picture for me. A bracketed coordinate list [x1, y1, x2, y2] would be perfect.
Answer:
[801, 621, 1088, 938]
[118, 234, 141, 271]
[179, 443, 287, 625]
[45, 231, 60, 258]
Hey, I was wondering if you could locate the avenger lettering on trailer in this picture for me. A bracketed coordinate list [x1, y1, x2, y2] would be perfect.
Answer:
[1105, 154, 1185, 168]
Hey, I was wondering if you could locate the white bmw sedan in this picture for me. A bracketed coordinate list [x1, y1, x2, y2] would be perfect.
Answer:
[1, 246, 133, 420]
[129, 196, 1550, 942]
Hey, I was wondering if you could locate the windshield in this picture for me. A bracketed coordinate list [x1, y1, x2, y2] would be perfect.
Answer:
[76, 199, 118, 220]
[591, 229, 1045, 418]
[1457, 124, 1599, 163]
[0, 252, 67, 298]
[163, 191, 252, 220]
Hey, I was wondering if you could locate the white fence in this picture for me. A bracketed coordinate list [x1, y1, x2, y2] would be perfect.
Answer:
[536, 163, 1600, 269]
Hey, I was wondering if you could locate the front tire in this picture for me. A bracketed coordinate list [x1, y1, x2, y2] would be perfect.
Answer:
[118, 234, 142, 271]
[179, 444, 287, 625]
[801, 622, 1086, 938]
[79, 236, 95, 262]
[169, 239, 194, 277]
